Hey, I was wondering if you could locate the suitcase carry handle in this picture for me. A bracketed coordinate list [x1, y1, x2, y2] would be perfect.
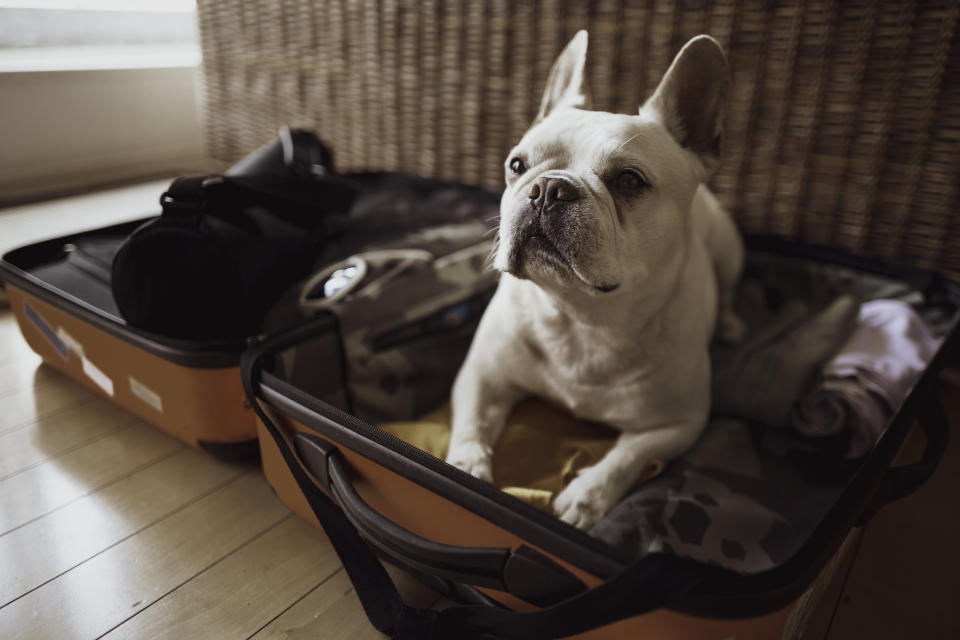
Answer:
[241, 322, 706, 639]
[293, 430, 590, 605]
[858, 387, 949, 525]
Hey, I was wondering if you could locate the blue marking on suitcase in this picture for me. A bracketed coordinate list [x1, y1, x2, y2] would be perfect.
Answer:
[24, 301, 68, 360]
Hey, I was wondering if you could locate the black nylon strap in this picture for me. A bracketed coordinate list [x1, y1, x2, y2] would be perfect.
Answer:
[241, 323, 705, 639]
[395, 607, 441, 638]
[159, 173, 358, 224]
[240, 324, 405, 634]
[432, 554, 703, 639]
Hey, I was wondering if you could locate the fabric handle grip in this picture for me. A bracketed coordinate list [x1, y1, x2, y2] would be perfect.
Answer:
[294, 430, 515, 590]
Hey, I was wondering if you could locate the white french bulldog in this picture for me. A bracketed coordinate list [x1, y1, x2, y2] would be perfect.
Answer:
[446, 31, 744, 530]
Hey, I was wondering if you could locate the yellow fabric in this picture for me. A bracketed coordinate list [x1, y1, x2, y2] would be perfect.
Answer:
[378, 399, 664, 512]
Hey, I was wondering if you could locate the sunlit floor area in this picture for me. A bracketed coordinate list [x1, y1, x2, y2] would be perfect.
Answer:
[0, 184, 959, 639]
[0, 308, 441, 640]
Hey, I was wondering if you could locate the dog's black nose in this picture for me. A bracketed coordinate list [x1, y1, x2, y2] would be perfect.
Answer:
[528, 177, 579, 205]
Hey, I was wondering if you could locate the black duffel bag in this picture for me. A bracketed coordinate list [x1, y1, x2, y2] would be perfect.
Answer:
[111, 127, 360, 341]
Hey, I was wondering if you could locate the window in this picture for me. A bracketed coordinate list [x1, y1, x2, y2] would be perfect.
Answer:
[0, 1, 199, 70]
[0, 1, 206, 204]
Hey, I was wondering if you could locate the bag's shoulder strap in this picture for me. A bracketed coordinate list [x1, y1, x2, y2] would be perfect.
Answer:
[159, 173, 360, 225]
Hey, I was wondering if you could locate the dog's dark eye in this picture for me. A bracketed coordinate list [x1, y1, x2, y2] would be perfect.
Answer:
[509, 157, 526, 175]
[614, 169, 649, 190]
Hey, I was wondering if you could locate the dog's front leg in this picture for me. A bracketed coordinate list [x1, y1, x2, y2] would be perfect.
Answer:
[446, 366, 523, 482]
[553, 422, 703, 530]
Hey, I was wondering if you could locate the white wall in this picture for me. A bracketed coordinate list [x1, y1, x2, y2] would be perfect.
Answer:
[0, 65, 208, 205]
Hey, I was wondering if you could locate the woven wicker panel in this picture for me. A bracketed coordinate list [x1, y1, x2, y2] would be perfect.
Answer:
[197, 0, 960, 277]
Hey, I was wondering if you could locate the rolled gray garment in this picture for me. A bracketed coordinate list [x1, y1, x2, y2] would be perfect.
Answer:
[712, 289, 860, 429]
[790, 299, 941, 459]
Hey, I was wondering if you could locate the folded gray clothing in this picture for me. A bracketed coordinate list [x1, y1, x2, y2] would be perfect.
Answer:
[791, 299, 942, 459]
[591, 417, 855, 574]
[593, 253, 954, 574]
[711, 283, 860, 428]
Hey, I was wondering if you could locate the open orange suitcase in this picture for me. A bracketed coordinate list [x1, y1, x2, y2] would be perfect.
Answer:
[243, 239, 960, 639]
[1, 220, 257, 458]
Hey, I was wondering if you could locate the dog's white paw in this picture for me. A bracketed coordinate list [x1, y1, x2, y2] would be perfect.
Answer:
[716, 310, 746, 343]
[446, 440, 494, 482]
[553, 467, 615, 531]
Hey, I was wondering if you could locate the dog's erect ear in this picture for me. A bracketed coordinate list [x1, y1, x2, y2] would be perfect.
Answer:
[535, 30, 591, 123]
[643, 35, 729, 169]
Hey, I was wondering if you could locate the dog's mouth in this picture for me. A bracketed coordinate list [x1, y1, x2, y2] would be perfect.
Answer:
[507, 222, 569, 274]
[508, 225, 619, 294]
[524, 233, 568, 267]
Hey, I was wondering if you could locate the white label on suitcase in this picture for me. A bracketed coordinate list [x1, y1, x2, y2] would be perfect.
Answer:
[129, 376, 163, 413]
[56, 327, 85, 357]
[82, 355, 114, 397]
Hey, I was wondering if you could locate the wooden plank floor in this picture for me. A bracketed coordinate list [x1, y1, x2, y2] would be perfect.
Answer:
[1, 182, 959, 638]
[0, 314, 440, 640]
[0, 184, 441, 639]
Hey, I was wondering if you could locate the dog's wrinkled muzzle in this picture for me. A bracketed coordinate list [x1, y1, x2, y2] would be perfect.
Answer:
[506, 176, 582, 281]
[504, 176, 620, 294]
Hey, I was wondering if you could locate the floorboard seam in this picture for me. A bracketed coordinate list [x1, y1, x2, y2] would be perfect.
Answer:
[0, 416, 140, 482]
[821, 528, 866, 640]
[92, 512, 295, 640]
[0, 443, 185, 538]
[0, 467, 251, 611]
[245, 567, 345, 640]
[0, 392, 96, 438]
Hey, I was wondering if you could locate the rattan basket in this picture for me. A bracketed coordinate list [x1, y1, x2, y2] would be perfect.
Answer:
[197, 0, 960, 278]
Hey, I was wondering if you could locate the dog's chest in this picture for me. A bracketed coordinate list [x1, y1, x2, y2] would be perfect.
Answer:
[518, 321, 661, 426]
[539, 375, 652, 426]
